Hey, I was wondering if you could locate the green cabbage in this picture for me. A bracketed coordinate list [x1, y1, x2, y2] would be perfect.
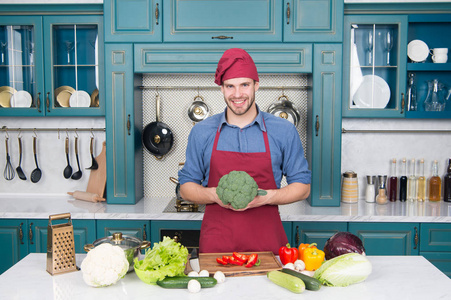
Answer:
[134, 236, 189, 284]
[313, 253, 372, 287]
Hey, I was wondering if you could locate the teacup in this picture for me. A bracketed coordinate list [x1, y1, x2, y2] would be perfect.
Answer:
[430, 48, 448, 63]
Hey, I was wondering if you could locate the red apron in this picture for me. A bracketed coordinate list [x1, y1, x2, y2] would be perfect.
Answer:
[199, 121, 288, 254]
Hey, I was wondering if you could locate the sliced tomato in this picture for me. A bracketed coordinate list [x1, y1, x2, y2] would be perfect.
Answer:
[233, 252, 249, 263]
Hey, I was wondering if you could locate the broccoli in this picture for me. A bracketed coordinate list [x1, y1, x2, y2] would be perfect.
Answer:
[216, 170, 267, 209]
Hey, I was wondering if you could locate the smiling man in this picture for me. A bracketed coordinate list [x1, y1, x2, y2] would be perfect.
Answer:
[178, 48, 311, 254]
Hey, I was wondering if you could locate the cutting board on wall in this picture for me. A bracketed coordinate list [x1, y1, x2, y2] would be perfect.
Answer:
[184, 252, 282, 277]
[86, 141, 107, 197]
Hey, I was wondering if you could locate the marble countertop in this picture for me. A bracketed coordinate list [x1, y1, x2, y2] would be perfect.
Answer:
[1, 253, 450, 300]
[1, 194, 451, 222]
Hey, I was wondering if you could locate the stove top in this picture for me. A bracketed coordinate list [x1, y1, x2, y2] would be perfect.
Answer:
[163, 197, 206, 213]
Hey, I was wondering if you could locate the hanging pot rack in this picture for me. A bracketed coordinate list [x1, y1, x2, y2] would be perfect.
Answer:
[1, 126, 105, 138]
[139, 85, 310, 91]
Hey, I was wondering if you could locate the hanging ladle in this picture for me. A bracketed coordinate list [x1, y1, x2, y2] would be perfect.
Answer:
[63, 136, 72, 179]
[71, 136, 82, 180]
[86, 135, 98, 170]
[30, 135, 42, 183]
[16, 135, 26, 180]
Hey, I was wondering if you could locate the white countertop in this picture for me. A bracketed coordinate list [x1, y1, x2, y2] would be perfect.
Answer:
[1, 195, 451, 222]
[1, 253, 450, 300]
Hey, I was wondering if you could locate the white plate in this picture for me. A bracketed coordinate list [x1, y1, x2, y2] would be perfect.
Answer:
[10, 90, 32, 108]
[408, 40, 429, 62]
[353, 75, 391, 109]
[69, 90, 91, 107]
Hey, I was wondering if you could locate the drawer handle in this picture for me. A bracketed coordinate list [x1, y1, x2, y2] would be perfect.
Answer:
[295, 225, 300, 246]
[46, 92, 51, 113]
[29, 222, 34, 245]
[127, 114, 131, 136]
[143, 224, 147, 241]
[37, 92, 41, 113]
[401, 93, 405, 114]
[155, 3, 159, 25]
[315, 115, 320, 136]
[414, 226, 418, 249]
[286, 3, 291, 25]
[19, 222, 24, 244]
[212, 35, 233, 40]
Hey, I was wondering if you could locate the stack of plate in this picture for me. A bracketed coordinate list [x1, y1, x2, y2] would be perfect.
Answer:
[408, 40, 429, 63]
[10, 90, 32, 107]
[55, 86, 98, 108]
[0, 86, 16, 108]
[352, 75, 391, 109]
[55, 86, 75, 107]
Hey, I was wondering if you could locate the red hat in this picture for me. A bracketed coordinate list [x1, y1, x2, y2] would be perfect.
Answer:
[214, 48, 259, 85]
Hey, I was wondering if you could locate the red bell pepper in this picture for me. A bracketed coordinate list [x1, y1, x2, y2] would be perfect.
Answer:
[233, 252, 249, 263]
[216, 257, 228, 265]
[244, 253, 260, 268]
[228, 256, 244, 266]
[278, 243, 299, 265]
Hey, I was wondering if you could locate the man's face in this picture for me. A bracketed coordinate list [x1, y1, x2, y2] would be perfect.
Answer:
[221, 77, 259, 117]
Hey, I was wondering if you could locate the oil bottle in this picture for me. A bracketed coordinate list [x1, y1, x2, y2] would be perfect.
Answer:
[429, 160, 441, 202]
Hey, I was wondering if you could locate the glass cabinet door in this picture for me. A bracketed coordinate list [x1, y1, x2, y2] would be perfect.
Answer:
[343, 15, 408, 118]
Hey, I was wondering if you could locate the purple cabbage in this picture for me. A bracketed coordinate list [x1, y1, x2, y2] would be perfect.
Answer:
[324, 232, 366, 260]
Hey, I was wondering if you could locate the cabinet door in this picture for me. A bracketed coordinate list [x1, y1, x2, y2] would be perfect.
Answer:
[0, 220, 28, 274]
[151, 220, 201, 250]
[43, 15, 104, 116]
[284, 0, 343, 42]
[104, 0, 162, 42]
[105, 43, 143, 204]
[343, 15, 408, 118]
[163, 0, 282, 42]
[97, 220, 150, 242]
[308, 44, 342, 206]
[349, 222, 420, 255]
[421, 252, 451, 278]
[293, 222, 347, 249]
[420, 223, 451, 252]
[0, 16, 45, 117]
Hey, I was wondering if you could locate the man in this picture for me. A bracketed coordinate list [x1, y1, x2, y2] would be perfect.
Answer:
[178, 48, 311, 254]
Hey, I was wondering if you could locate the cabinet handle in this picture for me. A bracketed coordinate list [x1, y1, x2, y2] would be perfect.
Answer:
[127, 114, 131, 136]
[29, 222, 34, 245]
[400, 93, 405, 114]
[414, 226, 418, 249]
[286, 3, 291, 25]
[295, 226, 300, 246]
[212, 35, 233, 40]
[37, 92, 41, 113]
[155, 3, 159, 25]
[46, 92, 50, 113]
[143, 224, 147, 241]
[19, 222, 24, 244]
[315, 115, 320, 136]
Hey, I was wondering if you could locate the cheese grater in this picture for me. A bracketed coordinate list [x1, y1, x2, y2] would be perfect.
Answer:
[46, 213, 77, 275]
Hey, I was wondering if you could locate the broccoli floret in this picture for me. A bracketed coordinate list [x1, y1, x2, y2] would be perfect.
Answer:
[216, 170, 267, 209]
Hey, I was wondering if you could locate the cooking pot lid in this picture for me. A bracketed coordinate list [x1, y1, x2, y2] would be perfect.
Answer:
[92, 232, 142, 250]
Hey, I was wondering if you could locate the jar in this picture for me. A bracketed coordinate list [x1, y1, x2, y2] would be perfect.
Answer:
[341, 171, 359, 203]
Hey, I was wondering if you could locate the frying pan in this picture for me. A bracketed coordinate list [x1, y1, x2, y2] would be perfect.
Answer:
[142, 94, 174, 158]
[267, 95, 301, 127]
[188, 95, 210, 123]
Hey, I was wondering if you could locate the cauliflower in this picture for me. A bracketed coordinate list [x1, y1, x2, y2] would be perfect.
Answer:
[81, 243, 129, 287]
[216, 170, 267, 209]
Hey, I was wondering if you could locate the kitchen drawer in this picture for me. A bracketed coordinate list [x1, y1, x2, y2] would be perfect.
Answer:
[420, 223, 451, 252]
[421, 252, 451, 278]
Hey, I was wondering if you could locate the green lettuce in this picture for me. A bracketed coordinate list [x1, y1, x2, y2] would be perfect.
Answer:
[134, 236, 189, 284]
[313, 253, 372, 287]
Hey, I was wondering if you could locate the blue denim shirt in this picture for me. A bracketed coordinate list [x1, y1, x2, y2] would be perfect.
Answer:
[178, 106, 311, 188]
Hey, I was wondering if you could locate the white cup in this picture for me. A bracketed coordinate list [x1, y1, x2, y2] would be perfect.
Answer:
[430, 48, 448, 63]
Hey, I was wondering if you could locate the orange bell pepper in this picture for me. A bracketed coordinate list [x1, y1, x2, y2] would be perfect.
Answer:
[298, 243, 317, 261]
[303, 244, 325, 271]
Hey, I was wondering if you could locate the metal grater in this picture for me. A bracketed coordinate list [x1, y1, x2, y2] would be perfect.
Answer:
[46, 213, 77, 275]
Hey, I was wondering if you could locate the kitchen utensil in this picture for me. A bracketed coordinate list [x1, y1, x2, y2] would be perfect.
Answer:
[188, 95, 210, 123]
[55, 85, 75, 107]
[267, 95, 300, 127]
[69, 90, 91, 107]
[4, 137, 15, 180]
[84, 232, 151, 273]
[63, 136, 72, 179]
[189, 248, 200, 273]
[408, 39, 429, 62]
[86, 141, 107, 198]
[184, 251, 282, 277]
[353, 75, 391, 109]
[30, 136, 42, 183]
[46, 213, 77, 275]
[71, 136, 82, 180]
[424, 79, 446, 112]
[16, 136, 26, 180]
[86, 136, 98, 170]
[341, 171, 358, 203]
[10, 90, 32, 107]
[142, 93, 174, 158]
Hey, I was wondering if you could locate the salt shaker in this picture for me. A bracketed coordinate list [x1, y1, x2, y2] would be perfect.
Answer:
[365, 176, 376, 203]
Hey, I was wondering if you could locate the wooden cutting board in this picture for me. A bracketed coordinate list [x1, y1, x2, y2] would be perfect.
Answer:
[184, 252, 282, 277]
[86, 141, 106, 198]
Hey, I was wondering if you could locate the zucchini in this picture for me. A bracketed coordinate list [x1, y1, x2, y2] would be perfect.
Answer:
[267, 270, 305, 294]
[281, 268, 322, 291]
[157, 276, 217, 289]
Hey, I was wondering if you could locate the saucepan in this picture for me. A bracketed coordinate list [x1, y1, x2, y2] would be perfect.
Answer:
[187, 95, 210, 123]
[267, 95, 301, 127]
[169, 162, 185, 200]
[143, 94, 174, 159]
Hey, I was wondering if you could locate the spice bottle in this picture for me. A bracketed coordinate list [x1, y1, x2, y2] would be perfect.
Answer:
[365, 176, 376, 203]
[376, 175, 388, 205]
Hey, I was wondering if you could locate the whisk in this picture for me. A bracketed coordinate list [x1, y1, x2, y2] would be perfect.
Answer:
[4, 136, 15, 180]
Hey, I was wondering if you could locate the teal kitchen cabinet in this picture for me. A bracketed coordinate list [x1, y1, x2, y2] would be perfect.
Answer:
[293, 222, 348, 249]
[349, 222, 420, 255]
[420, 223, 451, 277]
[284, 0, 343, 43]
[162, 0, 282, 42]
[0, 218, 95, 275]
[0, 13, 104, 117]
[342, 15, 408, 118]
[307, 44, 342, 207]
[104, 0, 162, 43]
[105, 43, 143, 204]
[96, 220, 150, 242]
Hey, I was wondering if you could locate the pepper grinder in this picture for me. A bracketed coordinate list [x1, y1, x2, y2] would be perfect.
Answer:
[376, 175, 388, 205]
